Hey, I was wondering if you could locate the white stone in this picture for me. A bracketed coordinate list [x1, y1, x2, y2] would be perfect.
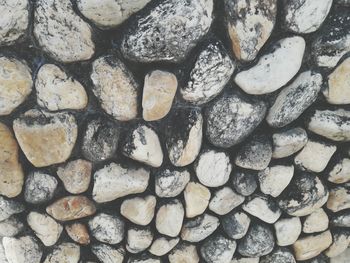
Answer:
[328, 158, 350, 184]
[274, 217, 302, 246]
[92, 244, 124, 263]
[168, 243, 199, 263]
[126, 227, 153, 254]
[0, 196, 24, 222]
[24, 171, 58, 204]
[43, 242, 80, 263]
[325, 232, 350, 258]
[209, 187, 245, 215]
[222, 211, 251, 239]
[121, 196, 156, 226]
[184, 182, 211, 218]
[3, 236, 42, 263]
[181, 214, 220, 242]
[0, 240, 8, 263]
[0, 216, 24, 237]
[155, 199, 184, 237]
[149, 237, 179, 257]
[327, 186, 350, 212]
[272, 127, 308, 158]
[303, 208, 329, 233]
[155, 168, 190, 198]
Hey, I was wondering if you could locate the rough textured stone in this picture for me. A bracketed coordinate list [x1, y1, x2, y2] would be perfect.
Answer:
[325, 231, 350, 258]
[200, 235, 236, 263]
[209, 187, 245, 215]
[274, 217, 302, 246]
[3, 236, 42, 263]
[168, 243, 199, 263]
[24, 171, 57, 204]
[89, 213, 125, 244]
[231, 258, 259, 263]
[0, 196, 24, 222]
[155, 199, 184, 237]
[154, 168, 190, 198]
[0, 215, 24, 237]
[303, 208, 329, 233]
[327, 158, 350, 184]
[260, 248, 296, 263]
[232, 169, 258, 196]
[181, 214, 219, 242]
[43, 242, 80, 263]
[91, 244, 125, 263]
[121, 195, 156, 226]
[327, 186, 350, 212]
[126, 227, 153, 254]
[184, 182, 211, 218]
[222, 211, 250, 239]
[65, 223, 90, 245]
[149, 237, 179, 257]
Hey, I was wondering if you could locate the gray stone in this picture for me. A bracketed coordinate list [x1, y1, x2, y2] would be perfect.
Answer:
[222, 211, 250, 239]
[274, 217, 302, 246]
[156, 199, 184, 237]
[260, 247, 296, 263]
[91, 244, 125, 263]
[126, 227, 153, 254]
[331, 210, 350, 227]
[209, 187, 245, 215]
[0, 196, 24, 222]
[3, 236, 42, 263]
[200, 235, 236, 263]
[232, 169, 258, 196]
[181, 214, 219, 242]
[154, 168, 190, 198]
[24, 171, 57, 204]
[148, 237, 179, 257]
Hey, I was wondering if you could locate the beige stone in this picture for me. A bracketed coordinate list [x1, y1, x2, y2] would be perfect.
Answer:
[120, 195, 156, 225]
[303, 208, 329, 233]
[168, 243, 200, 263]
[43, 242, 80, 263]
[65, 223, 90, 245]
[156, 199, 184, 237]
[327, 186, 350, 212]
[184, 182, 211, 218]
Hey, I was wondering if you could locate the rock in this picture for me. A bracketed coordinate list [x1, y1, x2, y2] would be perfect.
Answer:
[92, 163, 149, 203]
[325, 231, 350, 258]
[331, 210, 350, 227]
[258, 165, 294, 197]
[205, 94, 266, 148]
[65, 223, 90, 245]
[181, 214, 219, 242]
[155, 199, 184, 237]
[232, 169, 258, 196]
[0, 240, 8, 263]
[46, 195, 96, 221]
[235, 36, 305, 95]
[0, 56, 32, 116]
[43, 242, 80, 263]
[166, 108, 203, 167]
[154, 168, 190, 198]
[194, 149, 232, 187]
[184, 182, 211, 218]
[331, 249, 350, 263]
[231, 258, 259, 263]
[224, 0, 277, 61]
[142, 70, 177, 121]
[294, 140, 336, 172]
[3, 236, 42, 263]
[13, 109, 77, 167]
[81, 117, 119, 162]
[235, 135, 272, 171]
[121, 0, 213, 63]
[278, 173, 329, 216]
[336, 0, 350, 5]
[0, 216, 24, 237]
[293, 230, 332, 260]
[24, 171, 57, 204]
[0, 196, 24, 221]
[121, 195, 156, 225]
[272, 127, 308, 159]
[57, 159, 92, 194]
[88, 213, 125, 244]
[327, 158, 350, 184]
[149, 237, 179, 256]
[91, 244, 125, 263]
[303, 254, 330, 263]
[303, 208, 329, 233]
[327, 185, 350, 212]
[274, 217, 302, 246]
[122, 125, 163, 167]
[266, 71, 322, 128]
[209, 187, 245, 215]
[35, 64, 87, 111]
[242, 194, 281, 224]
[0, 122, 24, 198]
[34, 0, 94, 63]
[237, 223, 275, 257]
[126, 227, 153, 254]
[77, 0, 151, 29]
[181, 40, 235, 105]
[260, 247, 296, 263]
[222, 211, 250, 239]
[128, 255, 161, 263]
[200, 235, 236, 263]
[0, 0, 29, 46]
[168, 243, 199, 263]
[283, 0, 332, 33]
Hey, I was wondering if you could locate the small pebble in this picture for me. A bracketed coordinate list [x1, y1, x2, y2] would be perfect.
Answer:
[327, 185, 350, 212]
[303, 208, 329, 234]
[0, 215, 24, 237]
[200, 235, 236, 263]
[91, 244, 125, 263]
[232, 169, 258, 196]
[43, 242, 80, 263]
[0, 196, 24, 222]
[168, 243, 199, 263]
[260, 247, 296, 263]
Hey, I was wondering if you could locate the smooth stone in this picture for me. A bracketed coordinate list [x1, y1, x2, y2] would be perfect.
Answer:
[121, 0, 213, 63]
[181, 214, 220, 242]
[91, 244, 124, 263]
[274, 217, 302, 246]
[168, 243, 199, 263]
[149, 237, 179, 257]
[128, 255, 161, 263]
[13, 109, 77, 167]
[126, 227, 153, 254]
[200, 235, 236, 263]
[0, 56, 32, 115]
[3, 236, 42, 263]
[232, 169, 258, 196]
[195, 149, 232, 187]
[92, 163, 149, 203]
[260, 247, 296, 263]
[325, 231, 350, 258]
[155, 199, 184, 237]
[224, 0, 277, 61]
[235, 36, 305, 95]
[0, 122, 24, 198]
[205, 94, 266, 148]
[209, 187, 245, 215]
[181, 40, 235, 105]
[0, 216, 24, 237]
[0, 196, 24, 221]
[24, 171, 57, 204]
[184, 182, 211, 218]
[121, 195, 156, 225]
[154, 168, 190, 198]
[43, 242, 80, 263]
[303, 208, 329, 233]
[231, 258, 259, 263]
[0, 239, 8, 263]
[266, 71, 322, 128]
[222, 211, 250, 239]
[327, 186, 350, 212]
[331, 210, 350, 227]
[65, 223, 90, 245]
[91, 55, 138, 121]
[336, 0, 350, 5]
[142, 70, 177, 121]
[331, 249, 350, 263]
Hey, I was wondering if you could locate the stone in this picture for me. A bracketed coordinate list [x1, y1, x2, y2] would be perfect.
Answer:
[35, 64, 88, 111]
[121, 0, 213, 63]
[235, 135, 272, 171]
[181, 214, 220, 242]
[122, 125, 163, 167]
[272, 127, 308, 159]
[266, 71, 322, 128]
[274, 217, 302, 246]
[232, 169, 258, 196]
[325, 231, 350, 258]
[142, 70, 177, 121]
[65, 223, 90, 245]
[57, 159, 92, 194]
[0, 122, 24, 198]
[327, 158, 350, 184]
[24, 171, 57, 204]
[149, 237, 179, 257]
[200, 235, 236, 263]
[3, 236, 42, 263]
[209, 187, 245, 215]
[224, 0, 277, 61]
[0, 196, 24, 221]
[184, 182, 211, 218]
[43, 242, 80, 263]
[237, 223, 275, 257]
[304, 254, 330, 263]
[121, 195, 156, 225]
[231, 258, 259, 263]
[303, 208, 329, 233]
[92, 162, 149, 203]
[77, 0, 151, 29]
[34, 0, 94, 63]
[294, 140, 336, 172]
[126, 227, 153, 254]
[168, 243, 199, 263]
[46, 195, 96, 221]
[166, 108, 203, 167]
[128, 255, 161, 263]
[0, 56, 32, 115]
[0, 240, 8, 263]
[155, 199, 184, 237]
[91, 244, 125, 263]
[327, 186, 350, 212]
[258, 165, 294, 197]
[235, 36, 305, 95]
[205, 94, 266, 148]
[331, 249, 350, 263]
[181, 40, 235, 105]
[81, 117, 119, 162]
[293, 230, 332, 261]
[194, 149, 232, 187]
[154, 168, 190, 198]
[13, 109, 77, 167]
[331, 210, 350, 227]
[91, 55, 138, 121]
[88, 213, 125, 244]
[260, 248, 296, 263]
[336, 0, 350, 5]
[0, 216, 24, 237]
[222, 211, 250, 239]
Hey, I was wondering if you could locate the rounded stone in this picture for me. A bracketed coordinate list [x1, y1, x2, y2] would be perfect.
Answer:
[184, 182, 211, 218]
[3, 236, 42, 263]
[156, 199, 184, 237]
[92, 244, 125, 263]
[274, 217, 302, 246]
[43, 242, 80, 263]
[126, 226, 153, 254]
[222, 211, 250, 239]
[65, 223, 90, 245]
[260, 247, 296, 263]
[154, 168, 190, 198]
[200, 235, 236, 263]
[0, 196, 25, 222]
[232, 169, 258, 197]
[168, 243, 199, 263]
[120, 195, 156, 226]
[209, 187, 245, 215]
[24, 171, 58, 204]
[149, 237, 179, 257]
[303, 208, 329, 234]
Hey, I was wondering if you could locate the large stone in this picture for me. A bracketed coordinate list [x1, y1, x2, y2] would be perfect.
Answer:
[168, 243, 199, 263]
[24, 171, 57, 204]
[303, 208, 329, 234]
[209, 187, 245, 215]
[184, 182, 210, 218]
[222, 211, 250, 239]
[200, 235, 236, 263]
[155, 199, 184, 237]
[327, 186, 350, 212]
[91, 244, 125, 263]
[181, 214, 219, 242]
[149, 237, 179, 257]
[65, 223, 90, 245]
[3, 236, 42, 263]
[154, 168, 190, 198]
[274, 217, 302, 246]
[0, 196, 24, 221]
[43, 242, 80, 263]
[126, 226, 153, 254]
[121, 195, 156, 226]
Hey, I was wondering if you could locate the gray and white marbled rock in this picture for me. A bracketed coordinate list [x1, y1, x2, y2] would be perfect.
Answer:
[232, 169, 258, 196]
[224, 0, 277, 61]
[91, 244, 125, 263]
[126, 227, 153, 254]
[43, 242, 80, 263]
[209, 187, 245, 215]
[266, 71, 322, 128]
[260, 248, 296, 263]
[156, 199, 184, 237]
[181, 40, 235, 105]
[128, 255, 161, 263]
[235, 36, 305, 95]
[303, 208, 329, 234]
[34, 0, 94, 63]
[327, 158, 350, 184]
[89, 213, 125, 244]
[274, 217, 302, 246]
[336, 0, 350, 5]
[184, 182, 210, 218]
[3, 236, 42, 263]
[181, 214, 219, 242]
[222, 211, 250, 239]
[121, 195, 156, 226]
[200, 235, 236, 263]
[24, 171, 57, 204]
[121, 0, 213, 63]
[327, 185, 350, 212]
[154, 168, 190, 198]
[331, 210, 350, 227]
[205, 94, 266, 148]
[0, 196, 24, 222]
[168, 243, 199, 263]
[148, 237, 179, 257]
[0, 215, 24, 237]
[325, 230, 350, 258]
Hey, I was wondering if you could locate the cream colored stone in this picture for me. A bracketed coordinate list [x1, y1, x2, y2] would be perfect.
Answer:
[149, 237, 179, 257]
[3, 236, 42, 263]
[43, 242, 80, 263]
[327, 186, 350, 212]
[168, 243, 199, 263]
[120, 195, 156, 226]
[155, 199, 184, 237]
[184, 182, 211, 218]
[65, 223, 90, 245]
[303, 208, 329, 233]
[274, 217, 302, 246]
